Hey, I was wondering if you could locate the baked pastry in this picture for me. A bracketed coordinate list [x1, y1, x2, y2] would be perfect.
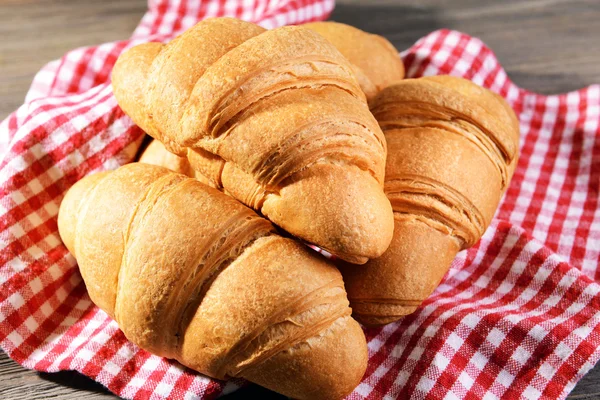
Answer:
[341, 76, 520, 325]
[304, 21, 405, 100]
[139, 139, 213, 185]
[58, 162, 368, 400]
[139, 139, 194, 176]
[112, 17, 394, 264]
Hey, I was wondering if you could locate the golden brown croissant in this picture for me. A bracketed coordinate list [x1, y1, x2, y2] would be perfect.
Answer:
[139, 139, 194, 176]
[58, 162, 368, 400]
[111, 17, 394, 264]
[139, 139, 214, 186]
[303, 21, 405, 101]
[341, 76, 520, 325]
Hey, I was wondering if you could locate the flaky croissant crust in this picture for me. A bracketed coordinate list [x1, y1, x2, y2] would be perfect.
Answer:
[58, 163, 367, 399]
[342, 76, 520, 325]
[112, 17, 394, 264]
[373, 76, 519, 244]
[303, 21, 405, 101]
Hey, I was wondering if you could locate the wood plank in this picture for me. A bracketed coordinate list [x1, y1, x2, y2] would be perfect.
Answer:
[1, 0, 599, 398]
[0, 0, 146, 120]
[0, 351, 115, 399]
[331, 0, 600, 94]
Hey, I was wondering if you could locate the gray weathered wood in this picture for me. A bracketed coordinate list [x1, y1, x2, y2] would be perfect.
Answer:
[330, 0, 600, 95]
[0, 0, 145, 121]
[0, 351, 115, 399]
[1, 0, 599, 398]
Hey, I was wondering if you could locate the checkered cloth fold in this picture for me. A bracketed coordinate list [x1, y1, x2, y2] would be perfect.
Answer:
[1, 1, 599, 399]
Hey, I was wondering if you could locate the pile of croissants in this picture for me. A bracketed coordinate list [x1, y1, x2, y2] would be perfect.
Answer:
[57, 18, 519, 399]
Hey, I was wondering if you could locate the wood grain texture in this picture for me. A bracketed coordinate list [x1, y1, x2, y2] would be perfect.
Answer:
[0, 0, 145, 121]
[0, 0, 599, 399]
[332, 0, 600, 95]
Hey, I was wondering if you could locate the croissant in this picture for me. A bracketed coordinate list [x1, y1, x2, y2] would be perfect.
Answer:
[139, 138, 216, 187]
[112, 17, 394, 264]
[341, 76, 520, 325]
[57, 162, 368, 400]
[139, 139, 193, 176]
[303, 21, 405, 101]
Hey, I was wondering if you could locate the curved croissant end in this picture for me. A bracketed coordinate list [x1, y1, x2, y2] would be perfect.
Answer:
[139, 139, 194, 176]
[58, 171, 110, 256]
[303, 21, 405, 100]
[139, 139, 214, 186]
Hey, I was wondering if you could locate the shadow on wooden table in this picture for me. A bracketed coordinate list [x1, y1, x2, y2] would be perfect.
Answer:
[36, 365, 600, 399]
[37, 367, 287, 399]
[37, 370, 113, 397]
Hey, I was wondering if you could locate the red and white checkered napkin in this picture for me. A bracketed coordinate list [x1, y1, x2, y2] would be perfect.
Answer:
[1, 1, 599, 399]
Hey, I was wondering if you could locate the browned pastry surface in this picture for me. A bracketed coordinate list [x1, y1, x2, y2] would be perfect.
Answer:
[304, 21, 405, 100]
[57, 163, 368, 400]
[341, 76, 520, 325]
[139, 139, 193, 176]
[112, 17, 394, 264]
[139, 139, 213, 185]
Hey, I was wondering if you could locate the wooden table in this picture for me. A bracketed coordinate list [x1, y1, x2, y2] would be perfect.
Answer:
[1, 0, 599, 398]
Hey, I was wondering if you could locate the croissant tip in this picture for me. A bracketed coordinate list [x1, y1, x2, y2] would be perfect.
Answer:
[58, 171, 110, 255]
[353, 309, 417, 326]
[240, 316, 367, 400]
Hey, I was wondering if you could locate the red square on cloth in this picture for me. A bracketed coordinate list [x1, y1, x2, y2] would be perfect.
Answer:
[1, 1, 599, 399]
